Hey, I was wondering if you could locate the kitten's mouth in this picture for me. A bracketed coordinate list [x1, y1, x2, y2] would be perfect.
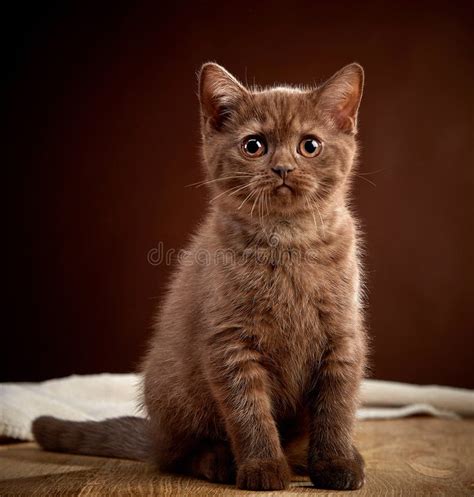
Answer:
[275, 182, 294, 195]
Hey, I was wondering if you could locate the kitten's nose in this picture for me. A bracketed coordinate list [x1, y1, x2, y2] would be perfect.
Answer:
[271, 165, 294, 179]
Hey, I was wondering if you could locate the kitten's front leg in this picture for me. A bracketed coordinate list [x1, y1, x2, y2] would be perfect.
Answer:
[206, 328, 290, 491]
[308, 334, 366, 490]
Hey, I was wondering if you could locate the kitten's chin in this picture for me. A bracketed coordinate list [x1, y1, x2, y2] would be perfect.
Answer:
[270, 185, 306, 212]
[274, 185, 293, 197]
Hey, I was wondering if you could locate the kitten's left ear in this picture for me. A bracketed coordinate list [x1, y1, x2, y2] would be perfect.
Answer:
[316, 63, 364, 134]
[198, 63, 248, 131]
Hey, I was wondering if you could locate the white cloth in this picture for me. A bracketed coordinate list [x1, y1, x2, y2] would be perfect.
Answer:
[0, 374, 472, 441]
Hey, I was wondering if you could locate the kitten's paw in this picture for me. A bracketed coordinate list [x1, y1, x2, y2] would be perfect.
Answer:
[237, 457, 291, 491]
[309, 447, 365, 490]
[191, 442, 235, 483]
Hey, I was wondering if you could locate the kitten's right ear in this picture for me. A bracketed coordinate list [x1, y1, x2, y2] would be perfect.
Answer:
[198, 63, 247, 131]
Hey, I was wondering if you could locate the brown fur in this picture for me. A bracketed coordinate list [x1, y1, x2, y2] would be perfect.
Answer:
[33, 62, 368, 491]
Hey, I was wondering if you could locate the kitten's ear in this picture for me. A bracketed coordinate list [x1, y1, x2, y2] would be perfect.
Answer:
[198, 63, 248, 131]
[316, 63, 364, 134]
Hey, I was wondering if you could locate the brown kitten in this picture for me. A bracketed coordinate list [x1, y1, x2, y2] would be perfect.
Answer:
[33, 62, 367, 491]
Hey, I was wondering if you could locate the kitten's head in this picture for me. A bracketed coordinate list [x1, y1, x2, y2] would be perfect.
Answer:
[198, 62, 364, 218]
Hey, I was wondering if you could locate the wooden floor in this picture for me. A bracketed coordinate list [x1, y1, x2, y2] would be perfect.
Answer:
[0, 418, 473, 496]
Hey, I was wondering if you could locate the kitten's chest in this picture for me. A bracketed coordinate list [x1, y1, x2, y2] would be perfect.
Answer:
[216, 234, 355, 412]
[243, 251, 328, 334]
[240, 256, 329, 410]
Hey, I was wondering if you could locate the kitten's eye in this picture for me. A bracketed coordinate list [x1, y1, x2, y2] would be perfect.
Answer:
[242, 136, 266, 158]
[298, 136, 322, 158]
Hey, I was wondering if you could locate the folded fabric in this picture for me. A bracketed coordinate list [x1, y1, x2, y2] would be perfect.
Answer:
[0, 374, 472, 441]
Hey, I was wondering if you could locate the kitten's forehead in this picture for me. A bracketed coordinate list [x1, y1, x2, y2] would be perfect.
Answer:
[236, 87, 319, 137]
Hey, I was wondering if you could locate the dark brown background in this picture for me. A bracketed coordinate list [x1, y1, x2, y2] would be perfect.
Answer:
[4, 2, 473, 387]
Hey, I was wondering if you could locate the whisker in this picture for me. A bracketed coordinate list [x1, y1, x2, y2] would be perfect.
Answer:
[356, 175, 377, 187]
[250, 189, 261, 218]
[357, 167, 386, 177]
[228, 181, 259, 198]
[307, 191, 326, 236]
[237, 189, 258, 210]
[305, 195, 318, 231]
[209, 182, 252, 204]
[186, 174, 253, 188]
[209, 179, 260, 204]
[258, 190, 268, 234]
[315, 205, 325, 236]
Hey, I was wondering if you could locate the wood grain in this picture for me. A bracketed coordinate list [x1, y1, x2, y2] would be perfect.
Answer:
[0, 419, 473, 496]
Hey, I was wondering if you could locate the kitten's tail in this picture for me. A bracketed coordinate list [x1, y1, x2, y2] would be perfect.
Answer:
[32, 415, 151, 461]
